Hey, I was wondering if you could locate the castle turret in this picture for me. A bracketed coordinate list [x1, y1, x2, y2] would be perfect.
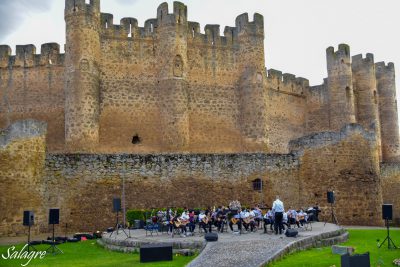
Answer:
[352, 54, 381, 160]
[236, 13, 268, 150]
[326, 44, 356, 131]
[64, 0, 101, 151]
[376, 62, 400, 162]
[156, 2, 189, 151]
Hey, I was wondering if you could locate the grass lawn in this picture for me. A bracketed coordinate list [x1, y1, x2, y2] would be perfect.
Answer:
[0, 240, 196, 267]
[267, 229, 400, 267]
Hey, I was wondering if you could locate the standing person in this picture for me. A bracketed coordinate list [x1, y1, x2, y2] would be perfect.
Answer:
[272, 196, 284, 235]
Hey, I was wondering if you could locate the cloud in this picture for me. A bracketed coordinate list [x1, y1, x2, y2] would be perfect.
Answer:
[0, 0, 52, 41]
[116, 0, 139, 5]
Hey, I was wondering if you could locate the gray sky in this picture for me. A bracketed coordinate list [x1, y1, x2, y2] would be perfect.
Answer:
[1, 0, 399, 89]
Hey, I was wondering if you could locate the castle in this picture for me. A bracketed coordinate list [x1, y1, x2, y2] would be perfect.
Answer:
[0, 0, 399, 236]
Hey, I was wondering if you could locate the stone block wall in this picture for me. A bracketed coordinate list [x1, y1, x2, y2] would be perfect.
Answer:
[380, 163, 400, 225]
[290, 124, 383, 226]
[0, 120, 47, 236]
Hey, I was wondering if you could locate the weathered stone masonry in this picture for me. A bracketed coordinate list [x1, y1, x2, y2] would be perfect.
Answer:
[0, 0, 399, 235]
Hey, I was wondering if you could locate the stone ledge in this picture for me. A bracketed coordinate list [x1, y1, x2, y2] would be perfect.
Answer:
[263, 228, 348, 266]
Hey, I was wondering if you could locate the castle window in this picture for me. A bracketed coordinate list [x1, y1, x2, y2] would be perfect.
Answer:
[105, 20, 109, 29]
[85, 0, 90, 4]
[192, 28, 195, 38]
[132, 135, 141, 144]
[373, 90, 377, 105]
[252, 178, 263, 191]
[346, 86, 351, 101]
[150, 23, 154, 33]
[173, 55, 184, 77]
[128, 20, 132, 38]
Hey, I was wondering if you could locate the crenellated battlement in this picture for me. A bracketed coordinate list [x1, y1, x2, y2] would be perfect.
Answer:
[375, 61, 395, 74]
[0, 43, 65, 69]
[352, 53, 375, 68]
[65, 0, 100, 14]
[235, 13, 264, 37]
[326, 44, 351, 71]
[98, 2, 262, 49]
[266, 69, 309, 95]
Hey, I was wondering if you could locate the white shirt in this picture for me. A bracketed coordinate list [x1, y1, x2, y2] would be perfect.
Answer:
[272, 199, 284, 213]
[198, 214, 206, 221]
[180, 212, 189, 220]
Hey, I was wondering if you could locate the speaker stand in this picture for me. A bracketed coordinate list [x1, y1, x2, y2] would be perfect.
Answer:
[379, 219, 397, 249]
[46, 223, 63, 255]
[21, 224, 37, 253]
[109, 211, 130, 239]
[324, 203, 338, 226]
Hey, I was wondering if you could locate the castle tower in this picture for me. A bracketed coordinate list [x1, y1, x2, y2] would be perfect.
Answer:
[64, 0, 101, 151]
[326, 44, 356, 131]
[156, 2, 189, 150]
[236, 13, 268, 150]
[376, 62, 400, 162]
[352, 54, 381, 160]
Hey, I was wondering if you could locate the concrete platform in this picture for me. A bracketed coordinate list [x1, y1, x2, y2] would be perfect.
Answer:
[100, 222, 347, 267]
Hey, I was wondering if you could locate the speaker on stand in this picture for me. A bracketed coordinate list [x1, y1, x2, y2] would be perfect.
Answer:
[110, 198, 129, 238]
[22, 211, 37, 253]
[324, 191, 338, 226]
[46, 209, 63, 255]
[379, 204, 397, 249]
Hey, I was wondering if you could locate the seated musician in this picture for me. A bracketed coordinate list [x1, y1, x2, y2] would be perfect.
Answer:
[263, 209, 274, 233]
[246, 209, 256, 232]
[252, 205, 263, 228]
[297, 209, 307, 227]
[188, 210, 196, 234]
[215, 206, 227, 233]
[282, 211, 290, 230]
[198, 210, 211, 233]
[287, 207, 300, 228]
[229, 208, 242, 232]
[313, 203, 321, 222]
[176, 208, 189, 236]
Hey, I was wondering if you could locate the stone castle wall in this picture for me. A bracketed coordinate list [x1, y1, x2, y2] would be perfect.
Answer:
[0, 120, 387, 236]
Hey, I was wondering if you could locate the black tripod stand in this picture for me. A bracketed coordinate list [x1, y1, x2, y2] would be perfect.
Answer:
[21, 224, 37, 253]
[324, 202, 338, 226]
[109, 210, 130, 239]
[46, 223, 63, 255]
[379, 219, 397, 249]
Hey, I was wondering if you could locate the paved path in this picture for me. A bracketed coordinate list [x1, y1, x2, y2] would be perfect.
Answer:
[101, 222, 342, 267]
[187, 223, 341, 267]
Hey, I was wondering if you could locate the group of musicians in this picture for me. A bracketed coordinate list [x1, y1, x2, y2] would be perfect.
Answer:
[161, 199, 320, 237]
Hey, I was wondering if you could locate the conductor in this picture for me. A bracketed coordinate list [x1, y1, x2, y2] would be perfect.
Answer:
[272, 196, 284, 235]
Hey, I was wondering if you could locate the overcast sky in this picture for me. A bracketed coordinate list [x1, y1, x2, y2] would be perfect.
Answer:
[1, 0, 399, 89]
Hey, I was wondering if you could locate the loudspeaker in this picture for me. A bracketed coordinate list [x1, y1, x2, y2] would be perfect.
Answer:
[113, 198, 121, 212]
[205, 232, 218, 241]
[23, 211, 34, 226]
[341, 252, 370, 267]
[285, 229, 298, 237]
[140, 244, 172, 263]
[327, 191, 335, 204]
[382, 204, 393, 220]
[49, 209, 60, 224]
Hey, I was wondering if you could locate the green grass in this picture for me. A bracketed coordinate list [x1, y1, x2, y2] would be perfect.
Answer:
[267, 229, 400, 267]
[0, 241, 196, 267]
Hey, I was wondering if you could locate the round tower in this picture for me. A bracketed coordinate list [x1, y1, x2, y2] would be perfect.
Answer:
[376, 62, 400, 162]
[156, 2, 189, 151]
[236, 13, 268, 151]
[326, 44, 356, 131]
[351, 54, 382, 160]
[64, 0, 101, 151]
